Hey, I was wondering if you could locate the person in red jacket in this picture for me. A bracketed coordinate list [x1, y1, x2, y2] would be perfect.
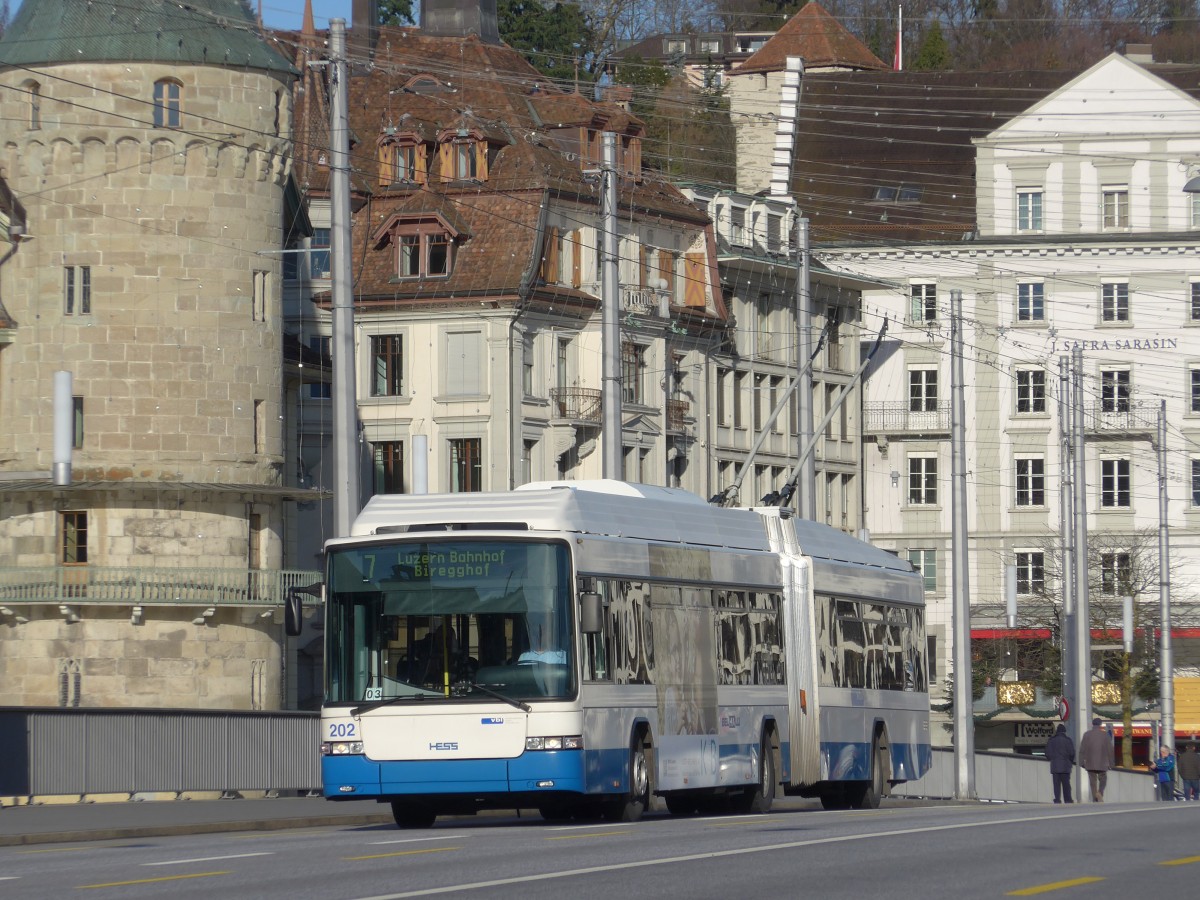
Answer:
[1079, 718, 1115, 802]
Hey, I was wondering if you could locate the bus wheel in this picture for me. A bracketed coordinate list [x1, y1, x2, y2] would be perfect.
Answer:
[605, 740, 650, 822]
[390, 800, 437, 828]
[735, 737, 775, 814]
[851, 738, 886, 810]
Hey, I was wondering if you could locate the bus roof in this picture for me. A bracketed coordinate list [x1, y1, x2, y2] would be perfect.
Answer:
[755, 507, 918, 575]
[343, 480, 770, 552]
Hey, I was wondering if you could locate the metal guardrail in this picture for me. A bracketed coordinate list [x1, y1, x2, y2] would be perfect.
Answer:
[550, 387, 602, 423]
[863, 401, 951, 434]
[0, 708, 320, 799]
[891, 746, 1162, 803]
[0, 567, 322, 607]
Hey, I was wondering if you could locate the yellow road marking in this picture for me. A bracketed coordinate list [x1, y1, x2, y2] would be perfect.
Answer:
[1008, 877, 1105, 895]
[545, 831, 630, 841]
[344, 847, 460, 861]
[20, 847, 91, 854]
[1159, 856, 1200, 866]
[80, 871, 229, 889]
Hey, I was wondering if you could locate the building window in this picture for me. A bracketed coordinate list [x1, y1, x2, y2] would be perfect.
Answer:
[63, 266, 91, 315]
[1015, 457, 1045, 507]
[1100, 369, 1131, 413]
[72, 396, 84, 450]
[1191, 282, 1200, 321]
[252, 270, 268, 322]
[379, 137, 427, 186]
[449, 438, 482, 492]
[153, 79, 182, 128]
[396, 228, 452, 279]
[308, 336, 331, 399]
[60, 511, 88, 565]
[908, 455, 938, 505]
[1017, 282, 1044, 322]
[754, 373, 766, 431]
[1191, 367, 1200, 413]
[621, 342, 646, 405]
[1192, 194, 1200, 229]
[521, 439, 536, 484]
[1101, 458, 1131, 508]
[1015, 369, 1046, 413]
[370, 334, 404, 397]
[556, 338, 570, 391]
[1193, 458, 1200, 506]
[1017, 189, 1043, 231]
[1101, 186, 1129, 229]
[373, 441, 404, 494]
[310, 228, 331, 278]
[27, 80, 40, 129]
[1100, 552, 1132, 595]
[522, 339, 535, 396]
[1015, 551, 1045, 594]
[909, 368, 938, 412]
[910, 283, 937, 323]
[716, 367, 729, 425]
[734, 371, 746, 428]
[444, 331, 483, 396]
[1101, 282, 1129, 322]
[908, 549, 937, 592]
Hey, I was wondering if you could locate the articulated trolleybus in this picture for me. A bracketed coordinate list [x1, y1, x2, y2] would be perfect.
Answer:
[289, 481, 930, 827]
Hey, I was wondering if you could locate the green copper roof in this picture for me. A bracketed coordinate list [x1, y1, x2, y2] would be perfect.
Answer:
[0, 0, 296, 76]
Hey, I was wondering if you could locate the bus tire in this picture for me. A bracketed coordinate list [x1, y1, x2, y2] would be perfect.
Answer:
[664, 793, 698, 816]
[851, 736, 886, 810]
[605, 739, 650, 822]
[390, 799, 437, 828]
[736, 735, 776, 814]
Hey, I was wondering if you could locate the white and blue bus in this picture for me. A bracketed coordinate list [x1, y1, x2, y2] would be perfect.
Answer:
[288, 481, 930, 827]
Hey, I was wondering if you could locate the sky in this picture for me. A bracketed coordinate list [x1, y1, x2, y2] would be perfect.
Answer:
[6, 1, 359, 32]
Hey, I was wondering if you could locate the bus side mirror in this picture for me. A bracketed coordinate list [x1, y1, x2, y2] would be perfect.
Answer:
[579, 592, 603, 634]
[285, 583, 322, 637]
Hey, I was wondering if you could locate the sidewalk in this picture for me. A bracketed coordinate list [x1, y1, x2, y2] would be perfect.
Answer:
[0, 795, 395, 847]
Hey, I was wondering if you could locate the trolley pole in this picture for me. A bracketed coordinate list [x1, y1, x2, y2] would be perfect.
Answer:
[1071, 346, 1092, 799]
[1158, 401, 1175, 751]
[795, 218, 814, 520]
[600, 132, 622, 480]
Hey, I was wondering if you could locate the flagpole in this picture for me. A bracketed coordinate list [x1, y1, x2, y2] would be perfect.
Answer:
[895, 6, 903, 71]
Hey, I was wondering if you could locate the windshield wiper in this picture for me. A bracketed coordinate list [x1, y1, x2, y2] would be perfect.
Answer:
[350, 691, 435, 717]
[464, 680, 532, 712]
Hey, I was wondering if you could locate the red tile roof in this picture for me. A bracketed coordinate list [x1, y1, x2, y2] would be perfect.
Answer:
[736, 3, 887, 75]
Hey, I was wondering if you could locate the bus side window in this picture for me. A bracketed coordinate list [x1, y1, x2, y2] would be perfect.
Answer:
[583, 580, 612, 681]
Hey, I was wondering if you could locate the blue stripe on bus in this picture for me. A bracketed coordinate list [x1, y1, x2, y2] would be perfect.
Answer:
[322, 750, 587, 798]
[821, 740, 933, 782]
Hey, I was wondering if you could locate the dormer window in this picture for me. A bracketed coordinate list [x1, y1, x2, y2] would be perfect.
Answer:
[438, 128, 489, 183]
[379, 134, 428, 186]
[374, 213, 461, 281]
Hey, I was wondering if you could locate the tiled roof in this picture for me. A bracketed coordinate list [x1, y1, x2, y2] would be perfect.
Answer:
[794, 64, 1200, 245]
[330, 27, 711, 303]
[735, 3, 886, 75]
[0, 0, 295, 75]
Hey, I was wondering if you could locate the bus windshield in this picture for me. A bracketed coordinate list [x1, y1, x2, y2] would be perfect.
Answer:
[324, 539, 575, 705]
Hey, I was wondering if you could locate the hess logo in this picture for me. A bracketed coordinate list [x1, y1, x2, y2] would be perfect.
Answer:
[428, 741, 459, 751]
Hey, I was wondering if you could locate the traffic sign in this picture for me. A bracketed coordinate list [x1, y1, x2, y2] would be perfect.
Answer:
[1057, 697, 1070, 722]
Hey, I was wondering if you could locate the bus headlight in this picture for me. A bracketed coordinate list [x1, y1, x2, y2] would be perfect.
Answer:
[321, 741, 364, 755]
[525, 735, 582, 751]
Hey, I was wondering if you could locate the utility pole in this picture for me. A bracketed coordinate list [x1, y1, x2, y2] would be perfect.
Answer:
[1071, 345, 1092, 799]
[950, 289, 975, 799]
[600, 131, 622, 480]
[1158, 400, 1174, 751]
[795, 218, 815, 520]
[329, 19, 360, 537]
[1058, 356, 1074, 733]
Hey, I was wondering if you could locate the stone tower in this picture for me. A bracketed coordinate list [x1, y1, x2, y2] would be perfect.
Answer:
[0, 0, 310, 709]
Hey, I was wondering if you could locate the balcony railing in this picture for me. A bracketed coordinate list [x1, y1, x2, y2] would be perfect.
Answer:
[0, 567, 322, 607]
[666, 398, 690, 431]
[550, 387, 602, 423]
[863, 401, 951, 435]
[1082, 401, 1157, 433]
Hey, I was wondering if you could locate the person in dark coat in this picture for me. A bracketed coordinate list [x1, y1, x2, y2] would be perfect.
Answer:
[1177, 742, 1200, 801]
[1045, 723, 1076, 804]
[1079, 717, 1115, 802]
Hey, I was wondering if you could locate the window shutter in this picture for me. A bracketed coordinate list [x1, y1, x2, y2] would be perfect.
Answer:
[378, 143, 392, 186]
[571, 231, 582, 288]
[684, 253, 706, 308]
[475, 141, 489, 181]
[639, 245, 649, 288]
[416, 143, 428, 184]
[438, 141, 452, 184]
[541, 227, 560, 282]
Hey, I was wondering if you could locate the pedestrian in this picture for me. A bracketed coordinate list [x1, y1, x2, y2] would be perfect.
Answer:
[1079, 717, 1115, 802]
[1150, 744, 1177, 801]
[1045, 722, 1075, 804]
[1177, 741, 1200, 801]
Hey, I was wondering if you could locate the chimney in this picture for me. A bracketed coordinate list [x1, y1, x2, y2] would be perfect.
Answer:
[421, 0, 500, 44]
[351, 0, 380, 60]
[1124, 43, 1154, 64]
